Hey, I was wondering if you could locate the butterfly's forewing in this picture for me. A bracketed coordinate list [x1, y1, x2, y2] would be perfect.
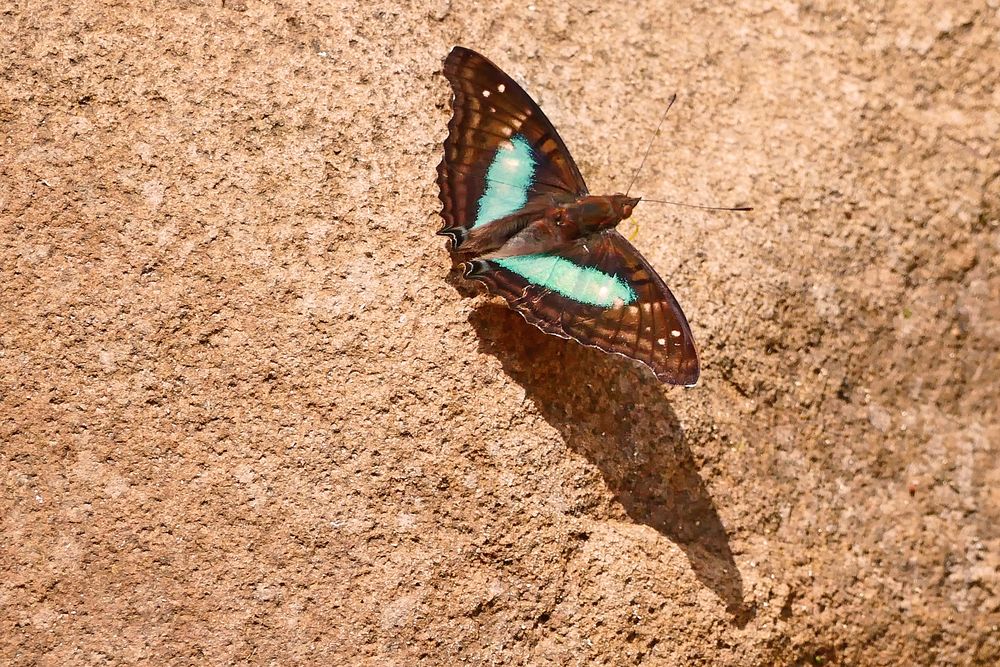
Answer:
[466, 230, 700, 385]
[437, 47, 588, 249]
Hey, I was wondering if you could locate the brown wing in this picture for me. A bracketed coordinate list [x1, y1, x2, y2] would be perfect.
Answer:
[437, 46, 588, 250]
[464, 231, 700, 386]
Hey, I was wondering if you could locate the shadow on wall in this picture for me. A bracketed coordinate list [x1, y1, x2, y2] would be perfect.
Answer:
[468, 302, 749, 619]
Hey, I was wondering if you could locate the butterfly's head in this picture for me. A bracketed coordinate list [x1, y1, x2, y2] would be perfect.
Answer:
[611, 194, 642, 221]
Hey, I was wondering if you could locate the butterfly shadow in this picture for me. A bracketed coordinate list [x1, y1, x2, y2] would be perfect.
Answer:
[468, 302, 750, 620]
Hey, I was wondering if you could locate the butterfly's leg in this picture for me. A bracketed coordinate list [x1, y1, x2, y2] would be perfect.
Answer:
[625, 218, 640, 242]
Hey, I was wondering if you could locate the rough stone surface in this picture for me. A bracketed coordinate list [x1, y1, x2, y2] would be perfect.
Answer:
[2, 1, 998, 665]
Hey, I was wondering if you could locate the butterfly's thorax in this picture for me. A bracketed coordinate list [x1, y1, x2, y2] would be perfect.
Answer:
[559, 194, 638, 235]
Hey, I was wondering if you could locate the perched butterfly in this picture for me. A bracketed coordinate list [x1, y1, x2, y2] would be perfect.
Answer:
[437, 46, 700, 386]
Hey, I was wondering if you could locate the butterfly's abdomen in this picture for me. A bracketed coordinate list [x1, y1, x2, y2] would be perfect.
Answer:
[458, 196, 628, 261]
[447, 204, 549, 259]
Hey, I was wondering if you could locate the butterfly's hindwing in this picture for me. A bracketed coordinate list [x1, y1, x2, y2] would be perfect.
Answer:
[469, 231, 700, 386]
[438, 47, 588, 249]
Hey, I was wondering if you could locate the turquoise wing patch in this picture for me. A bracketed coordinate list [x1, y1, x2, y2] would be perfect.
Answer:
[475, 134, 537, 228]
[493, 254, 637, 307]
[475, 135, 634, 308]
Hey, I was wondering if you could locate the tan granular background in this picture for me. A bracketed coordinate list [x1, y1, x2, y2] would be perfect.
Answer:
[2, 1, 999, 665]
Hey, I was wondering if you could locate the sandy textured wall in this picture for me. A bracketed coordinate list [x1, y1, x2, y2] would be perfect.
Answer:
[2, 1, 998, 664]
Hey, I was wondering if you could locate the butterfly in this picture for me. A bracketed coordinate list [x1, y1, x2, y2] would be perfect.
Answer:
[437, 46, 700, 386]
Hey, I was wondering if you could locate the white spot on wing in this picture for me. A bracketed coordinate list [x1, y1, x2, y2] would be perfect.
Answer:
[657, 338, 666, 346]
[671, 329, 681, 338]
[482, 89, 490, 97]
[497, 83, 506, 93]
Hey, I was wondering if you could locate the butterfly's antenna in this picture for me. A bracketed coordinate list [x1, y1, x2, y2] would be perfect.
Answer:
[562, 0, 594, 17]
[641, 198, 753, 212]
[625, 93, 677, 197]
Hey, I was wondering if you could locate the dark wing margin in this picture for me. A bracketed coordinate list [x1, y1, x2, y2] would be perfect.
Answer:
[437, 46, 589, 250]
[464, 231, 700, 386]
